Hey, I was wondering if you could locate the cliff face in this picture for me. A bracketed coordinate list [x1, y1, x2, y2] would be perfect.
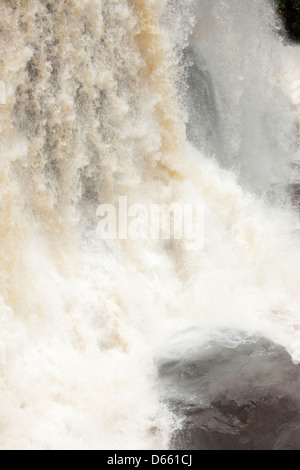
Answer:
[276, 0, 300, 42]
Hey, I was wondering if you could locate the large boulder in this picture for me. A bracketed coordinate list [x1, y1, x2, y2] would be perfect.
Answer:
[158, 330, 300, 450]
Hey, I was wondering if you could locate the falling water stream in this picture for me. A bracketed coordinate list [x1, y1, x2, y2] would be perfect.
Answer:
[0, 0, 300, 449]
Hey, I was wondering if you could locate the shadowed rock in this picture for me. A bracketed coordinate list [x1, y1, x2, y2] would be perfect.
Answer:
[158, 331, 300, 450]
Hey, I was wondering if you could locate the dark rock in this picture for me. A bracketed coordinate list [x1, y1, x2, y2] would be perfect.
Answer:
[158, 330, 300, 450]
[275, 0, 300, 44]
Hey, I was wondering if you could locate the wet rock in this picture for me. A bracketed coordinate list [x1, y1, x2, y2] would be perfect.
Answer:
[158, 331, 300, 450]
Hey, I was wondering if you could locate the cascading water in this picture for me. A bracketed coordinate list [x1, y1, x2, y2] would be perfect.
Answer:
[185, 0, 297, 191]
[0, 0, 299, 450]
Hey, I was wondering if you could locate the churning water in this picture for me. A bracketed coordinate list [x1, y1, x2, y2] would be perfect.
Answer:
[0, 0, 300, 449]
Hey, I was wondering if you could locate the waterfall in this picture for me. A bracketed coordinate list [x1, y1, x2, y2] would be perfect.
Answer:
[0, 0, 299, 449]
[185, 0, 296, 191]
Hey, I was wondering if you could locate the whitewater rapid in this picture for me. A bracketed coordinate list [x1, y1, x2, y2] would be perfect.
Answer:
[0, 0, 299, 449]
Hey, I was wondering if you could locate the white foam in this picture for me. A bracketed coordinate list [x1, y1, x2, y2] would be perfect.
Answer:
[0, 81, 6, 105]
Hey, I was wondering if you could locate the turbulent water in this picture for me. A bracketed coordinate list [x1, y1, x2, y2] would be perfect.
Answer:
[0, 0, 300, 450]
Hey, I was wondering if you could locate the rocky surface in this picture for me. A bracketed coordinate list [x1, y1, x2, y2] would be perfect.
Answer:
[158, 331, 300, 450]
[275, 0, 300, 43]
